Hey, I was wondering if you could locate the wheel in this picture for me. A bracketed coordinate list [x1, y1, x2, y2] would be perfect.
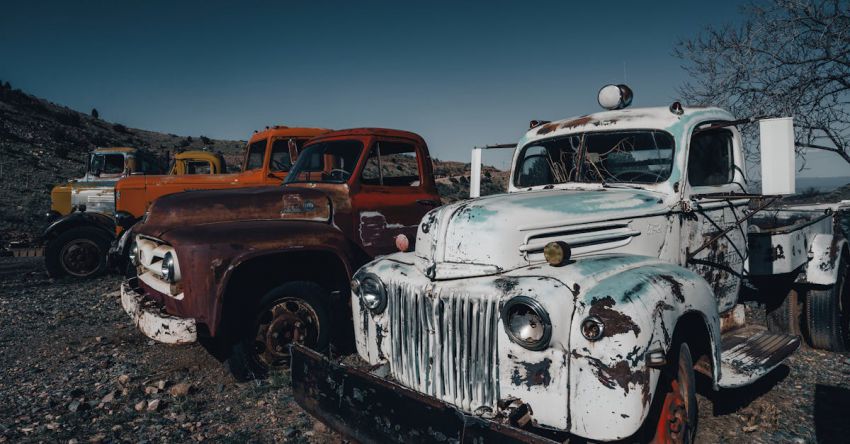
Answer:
[650, 342, 697, 444]
[805, 255, 849, 351]
[767, 288, 801, 336]
[227, 281, 330, 381]
[44, 227, 111, 279]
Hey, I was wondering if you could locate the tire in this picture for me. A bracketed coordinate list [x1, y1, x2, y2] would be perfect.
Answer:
[649, 342, 697, 444]
[227, 281, 330, 381]
[805, 255, 849, 352]
[767, 289, 801, 336]
[44, 227, 111, 279]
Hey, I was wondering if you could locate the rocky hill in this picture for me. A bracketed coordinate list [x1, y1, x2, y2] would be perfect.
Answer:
[0, 84, 507, 244]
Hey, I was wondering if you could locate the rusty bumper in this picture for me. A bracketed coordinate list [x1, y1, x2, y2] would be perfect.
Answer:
[290, 345, 558, 444]
[120, 278, 197, 344]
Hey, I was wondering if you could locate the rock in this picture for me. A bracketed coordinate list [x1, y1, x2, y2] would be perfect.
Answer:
[134, 400, 147, 412]
[144, 386, 159, 395]
[100, 391, 115, 404]
[156, 380, 167, 390]
[284, 427, 298, 438]
[68, 399, 81, 412]
[313, 422, 328, 434]
[169, 382, 191, 397]
[117, 374, 130, 385]
[147, 399, 161, 412]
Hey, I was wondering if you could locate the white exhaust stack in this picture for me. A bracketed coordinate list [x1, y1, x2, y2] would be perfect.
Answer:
[470, 148, 482, 198]
[759, 117, 796, 195]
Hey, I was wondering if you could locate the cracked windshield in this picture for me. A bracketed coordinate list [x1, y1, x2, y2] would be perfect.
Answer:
[515, 130, 675, 187]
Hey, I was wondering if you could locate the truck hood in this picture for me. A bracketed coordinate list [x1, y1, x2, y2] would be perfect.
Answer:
[140, 186, 332, 238]
[414, 188, 671, 279]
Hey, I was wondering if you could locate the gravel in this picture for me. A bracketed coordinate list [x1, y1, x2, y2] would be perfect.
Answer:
[1, 256, 849, 443]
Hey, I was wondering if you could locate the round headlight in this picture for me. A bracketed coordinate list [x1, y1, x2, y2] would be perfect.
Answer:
[358, 275, 386, 314]
[501, 296, 552, 351]
[161, 252, 176, 283]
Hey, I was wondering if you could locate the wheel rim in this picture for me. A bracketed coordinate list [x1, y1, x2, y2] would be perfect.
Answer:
[253, 297, 321, 368]
[59, 238, 101, 277]
[652, 348, 693, 444]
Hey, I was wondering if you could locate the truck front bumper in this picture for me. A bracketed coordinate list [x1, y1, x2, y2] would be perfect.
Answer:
[120, 278, 197, 344]
[290, 344, 559, 444]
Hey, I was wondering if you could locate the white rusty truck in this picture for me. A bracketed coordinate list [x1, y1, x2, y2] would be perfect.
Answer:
[291, 85, 849, 443]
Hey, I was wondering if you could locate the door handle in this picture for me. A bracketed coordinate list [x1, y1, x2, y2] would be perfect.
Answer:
[417, 199, 440, 207]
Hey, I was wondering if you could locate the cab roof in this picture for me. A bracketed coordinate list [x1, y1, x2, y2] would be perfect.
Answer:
[248, 126, 331, 143]
[522, 106, 735, 144]
[174, 150, 222, 161]
[307, 128, 426, 145]
[93, 146, 137, 154]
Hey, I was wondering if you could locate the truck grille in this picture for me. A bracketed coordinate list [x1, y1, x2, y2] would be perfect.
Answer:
[386, 282, 500, 412]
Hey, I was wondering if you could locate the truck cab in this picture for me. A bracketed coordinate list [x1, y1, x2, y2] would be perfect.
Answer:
[291, 86, 839, 443]
[120, 128, 442, 380]
[168, 150, 227, 175]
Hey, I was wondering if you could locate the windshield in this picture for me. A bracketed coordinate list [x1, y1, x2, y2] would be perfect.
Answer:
[514, 130, 675, 188]
[89, 153, 125, 176]
[284, 140, 364, 184]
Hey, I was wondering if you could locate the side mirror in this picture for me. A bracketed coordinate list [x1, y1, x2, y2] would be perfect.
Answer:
[759, 117, 795, 195]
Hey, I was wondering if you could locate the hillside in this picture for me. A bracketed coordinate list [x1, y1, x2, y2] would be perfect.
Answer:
[0, 85, 507, 244]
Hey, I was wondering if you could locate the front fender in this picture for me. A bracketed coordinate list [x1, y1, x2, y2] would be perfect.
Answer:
[156, 219, 356, 335]
[801, 233, 848, 285]
[565, 257, 719, 441]
[42, 211, 116, 241]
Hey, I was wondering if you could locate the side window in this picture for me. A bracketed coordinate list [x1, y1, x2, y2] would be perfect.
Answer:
[244, 139, 267, 170]
[517, 146, 554, 187]
[186, 161, 211, 174]
[688, 129, 734, 187]
[270, 138, 300, 172]
[361, 141, 421, 186]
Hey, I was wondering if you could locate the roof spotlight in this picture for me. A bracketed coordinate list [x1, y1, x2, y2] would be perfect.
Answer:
[598, 84, 633, 110]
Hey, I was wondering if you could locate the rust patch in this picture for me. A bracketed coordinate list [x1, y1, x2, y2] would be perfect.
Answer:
[511, 358, 553, 389]
[573, 351, 651, 407]
[494, 277, 519, 295]
[559, 116, 593, 130]
[535, 122, 560, 135]
[589, 296, 641, 337]
[655, 274, 684, 303]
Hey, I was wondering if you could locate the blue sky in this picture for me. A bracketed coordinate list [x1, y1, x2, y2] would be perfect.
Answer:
[1, 0, 846, 177]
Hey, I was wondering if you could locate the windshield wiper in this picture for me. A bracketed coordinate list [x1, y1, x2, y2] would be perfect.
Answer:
[600, 181, 647, 190]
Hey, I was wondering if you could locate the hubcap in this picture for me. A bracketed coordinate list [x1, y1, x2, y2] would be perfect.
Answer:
[59, 239, 101, 277]
[653, 378, 689, 444]
[253, 298, 320, 368]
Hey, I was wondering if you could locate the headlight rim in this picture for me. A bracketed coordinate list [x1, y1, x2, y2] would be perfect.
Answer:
[356, 273, 387, 314]
[501, 295, 552, 351]
[161, 251, 177, 283]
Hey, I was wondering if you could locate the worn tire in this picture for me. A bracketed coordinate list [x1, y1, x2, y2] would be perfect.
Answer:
[44, 227, 111, 279]
[647, 342, 697, 444]
[767, 288, 801, 336]
[805, 256, 849, 352]
[227, 281, 330, 381]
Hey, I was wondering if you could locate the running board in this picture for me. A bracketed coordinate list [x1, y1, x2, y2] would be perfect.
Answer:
[716, 325, 800, 388]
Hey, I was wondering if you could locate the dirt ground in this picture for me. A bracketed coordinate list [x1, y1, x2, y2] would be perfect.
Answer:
[1, 257, 849, 443]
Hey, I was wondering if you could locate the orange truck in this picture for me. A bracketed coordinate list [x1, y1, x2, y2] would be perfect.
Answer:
[107, 126, 331, 275]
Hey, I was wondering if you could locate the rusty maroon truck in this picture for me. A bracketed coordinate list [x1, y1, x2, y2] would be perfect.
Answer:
[291, 86, 850, 443]
[120, 128, 442, 379]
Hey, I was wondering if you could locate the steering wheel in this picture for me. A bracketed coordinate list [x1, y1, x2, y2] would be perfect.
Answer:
[326, 168, 351, 181]
[609, 170, 665, 183]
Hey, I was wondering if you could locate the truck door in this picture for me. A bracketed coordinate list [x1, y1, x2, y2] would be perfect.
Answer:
[684, 127, 748, 313]
[351, 139, 438, 257]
